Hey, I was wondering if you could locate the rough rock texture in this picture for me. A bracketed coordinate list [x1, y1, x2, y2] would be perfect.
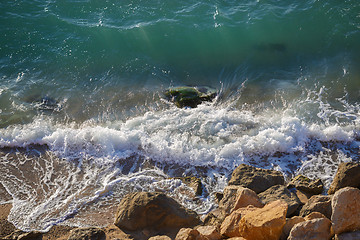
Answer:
[67, 228, 105, 240]
[219, 186, 263, 215]
[227, 238, 247, 240]
[114, 192, 199, 231]
[331, 187, 360, 234]
[228, 164, 285, 194]
[258, 185, 301, 217]
[335, 231, 360, 240]
[3, 230, 43, 240]
[293, 189, 311, 205]
[220, 206, 258, 238]
[299, 195, 332, 219]
[202, 208, 225, 226]
[174, 176, 203, 196]
[196, 226, 221, 240]
[287, 218, 332, 240]
[174, 228, 203, 240]
[237, 200, 288, 240]
[304, 212, 327, 220]
[164, 86, 217, 108]
[328, 162, 360, 194]
[287, 175, 324, 195]
[280, 216, 305, 240]
[148, 236, 172, 240]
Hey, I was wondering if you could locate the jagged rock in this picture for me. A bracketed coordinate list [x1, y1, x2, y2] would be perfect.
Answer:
[220, 205, 258, 238]
[164, 86, 217, 108]
[238, 200, 288, 240]
[196, 226, 221, 240]
[202, 208, 225, 226]
[67, 228, 105, 240]
[287, 175, 324, 195]
[287, 218, 332, 240]
[335, 231, 360, 240]
[174, 228, 203, 240]
[219, 186, 263, 215]
[331, 187, 360, 234]
[299, 195, 332, 219]
[280, 216, 305, 240]
[228, 164, 284, 194]
[174, 176, 203, 196]
[114, 192, 199, 231]
[258, 185, 301, 217]
[328, 162, 360, 194]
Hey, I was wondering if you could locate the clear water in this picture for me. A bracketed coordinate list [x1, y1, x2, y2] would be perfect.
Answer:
[0, 0, 360, 231]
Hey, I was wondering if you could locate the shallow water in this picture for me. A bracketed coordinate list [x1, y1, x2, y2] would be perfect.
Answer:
[0, 0, 360, 231]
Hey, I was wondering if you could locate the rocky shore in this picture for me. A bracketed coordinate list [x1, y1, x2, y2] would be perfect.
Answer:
[1, 162, 360, 240]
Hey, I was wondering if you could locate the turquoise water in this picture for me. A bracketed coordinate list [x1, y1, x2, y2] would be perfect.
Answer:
[1, 0, 360, 231]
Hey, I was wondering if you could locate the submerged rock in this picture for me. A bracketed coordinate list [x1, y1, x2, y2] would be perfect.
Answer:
[164, 86, 217, 108]
[33, 96, 61, 111]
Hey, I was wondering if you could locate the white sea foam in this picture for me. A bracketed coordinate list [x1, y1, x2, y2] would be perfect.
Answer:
[0, 94, 359, 231]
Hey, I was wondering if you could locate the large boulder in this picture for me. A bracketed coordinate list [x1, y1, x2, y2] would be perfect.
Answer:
[164, 86, 217, 108]
[287, 175, 324, 195]
[328, 162, 360, 194]
[258, 185, 302, 217]
[287, 218, 333, 240]
[67, 228, 105, 240]
[299, 195, 332, 219]
[228, 164, 285, 194]
[114, 192, 200, 231]
[219, 186, 263, 215]
[331, 187, 360, 234]
[220, 206, 258, 238]
[237, 200, 288, 240]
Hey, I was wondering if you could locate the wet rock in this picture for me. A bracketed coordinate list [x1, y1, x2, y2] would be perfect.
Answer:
[280, 216, 305, 240]
[335, 231, 360, 240]
[67, 228, 105, 240]
[299, 195, 332, 219]
[33, 96, 61, 111]
[114, 192, 199, 232]
[220, 205, 258, 238]
[174, 176, 203, 196]
[219, 185, 263, 215]
[287, 175, 324, 195]
[238, 200, 288, 240]
[164, 86, 217, 108]
[228, 164, 285, 194]
[328, 162, 360, 194]
[331, 187, 360, 234]
[288, 218, 332, 240]
[196, 226, 221, 240]
[3, 230, 42, 240]
[258, 185, 301, 217]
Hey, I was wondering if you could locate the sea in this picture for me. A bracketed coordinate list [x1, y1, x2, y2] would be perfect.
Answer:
[0, 0, 360, 232]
